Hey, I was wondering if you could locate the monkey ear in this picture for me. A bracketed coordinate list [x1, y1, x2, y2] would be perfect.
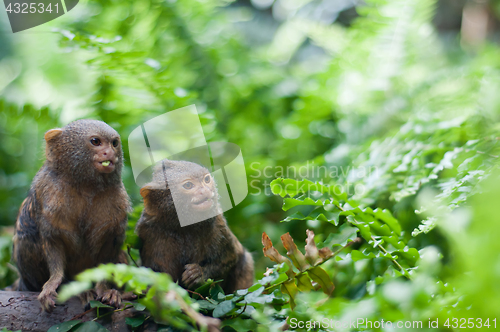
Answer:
[140, 183, 163, 216]
[44, 129, 63, 143]
[44, 129, 63, 162]
[140, 184, 153, 199]
[140, 183, 164, 198]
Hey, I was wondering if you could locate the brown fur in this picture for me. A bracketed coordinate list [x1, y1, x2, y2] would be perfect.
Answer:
[12, 119, 131, 312]
[136, 160, 254, 294]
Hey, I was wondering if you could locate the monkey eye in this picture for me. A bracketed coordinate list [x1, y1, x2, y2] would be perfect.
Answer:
[183, 182, 194, 190]
[90, 138, 101, 146]
[112, 139, 119, 147]
[204, 175, 211, 184]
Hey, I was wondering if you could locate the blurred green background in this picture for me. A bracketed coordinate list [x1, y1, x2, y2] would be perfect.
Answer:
[1, 0, 500, 329]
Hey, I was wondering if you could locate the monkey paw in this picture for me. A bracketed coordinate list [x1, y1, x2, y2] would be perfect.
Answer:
[80, 290, 97, 310]
[97, 289, 122, 308]
[182, 264, 205, 289]
[38, 288, 58, 313]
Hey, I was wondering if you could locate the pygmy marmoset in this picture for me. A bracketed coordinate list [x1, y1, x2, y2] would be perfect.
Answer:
[136, 159, 254, 294]
[13, 119, 131, 312]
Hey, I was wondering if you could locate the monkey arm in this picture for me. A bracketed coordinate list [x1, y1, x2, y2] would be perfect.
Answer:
[182, 227, 243, 289]
[38, 239, 66, 312]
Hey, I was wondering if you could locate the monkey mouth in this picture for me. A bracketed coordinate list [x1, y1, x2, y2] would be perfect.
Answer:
[192, 197, 213, 211]
[95, 160, 115, 173]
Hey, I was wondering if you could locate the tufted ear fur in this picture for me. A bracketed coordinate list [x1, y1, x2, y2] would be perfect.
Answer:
[44, 129, 63, 161]
[44, 129, 63, 143]
[140, 184, 153, 199]
[140, 183, 165, 216]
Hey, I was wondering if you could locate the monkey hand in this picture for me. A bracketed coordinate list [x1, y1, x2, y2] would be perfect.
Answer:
[80, 290, 97, 310]
[38, 286, 58, 312]
[182, 264, 205, 289]
[95, 288, 122, 308]
[95, 281, 122, 308]
[97, 289, 122, 308]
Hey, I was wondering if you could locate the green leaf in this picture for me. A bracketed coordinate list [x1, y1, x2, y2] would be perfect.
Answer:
[307, 266, 334, 295]
[193, 279, 215, 298]
[58, 281, 93, 302]
[131, 302, 146, 311]
[235, 289, 248, 296]
[295, 274, 314, 292]
[243, 286, 264, 304]
[89, 300, 113, 309]
[197, 300, 217, 310]
[283, 211, 338, 225]
[382, 235, 405, 249]
[350, 249, 395, 261]
[412, 217, 437, 237]
[373, 208, 402, 235]
[282, 197, 325, 211]
[235, 304, 256, 317]
[392, 248, 420, 266]
[339, 210, 354, 217]
[281, 280, 299, 310]
[348, 216, 372, 241]
[221, 318, 259, 331]
[72, 321, 108, 332]
[321, 224, 358, 248]
[351, 250, 376, 261]
[47, 320, 81, 332]
[209, 284, 225, 301]
[125, 316, 146, 328]
[76, 267, 111, 283]
[212, 300, 236, 318]
[270, 178, 347, 201]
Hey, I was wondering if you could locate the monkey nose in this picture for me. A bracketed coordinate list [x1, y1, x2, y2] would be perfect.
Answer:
[102, 149, 114, 156]
[101, 149, 115, 159]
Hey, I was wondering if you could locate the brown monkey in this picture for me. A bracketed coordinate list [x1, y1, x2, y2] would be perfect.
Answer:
[12, 119, 131, 312]
[136, 160, 254, 294]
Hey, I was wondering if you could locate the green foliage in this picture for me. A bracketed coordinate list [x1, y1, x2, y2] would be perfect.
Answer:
[58, 264, 197, 328]
[271, 178, 417, 278]
[47, 320, 82, 332]
[0, 235, 16, 289]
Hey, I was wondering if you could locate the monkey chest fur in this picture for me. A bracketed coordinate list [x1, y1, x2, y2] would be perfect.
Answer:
[141, 221, 233, 281]
[41, 186, 128, 277]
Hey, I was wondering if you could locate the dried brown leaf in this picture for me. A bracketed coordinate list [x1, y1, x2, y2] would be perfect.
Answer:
[318, 247, 333, 260]
[304, 229, 320, 265]
[281, 233, 310, 271]
[262, 233, 286, 264]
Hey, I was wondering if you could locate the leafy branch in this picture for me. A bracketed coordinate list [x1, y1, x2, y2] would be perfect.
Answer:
[262, 230, 362, 299]
[270, 178, 418, 280]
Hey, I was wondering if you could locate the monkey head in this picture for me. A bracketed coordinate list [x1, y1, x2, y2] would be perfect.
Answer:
[140, 160, 220, 225]
[44, 119, 123, 187]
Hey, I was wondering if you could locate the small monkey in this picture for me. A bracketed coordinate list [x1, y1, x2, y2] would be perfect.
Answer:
[12, 119, 131, 312]
[136, 160, 254, 294]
